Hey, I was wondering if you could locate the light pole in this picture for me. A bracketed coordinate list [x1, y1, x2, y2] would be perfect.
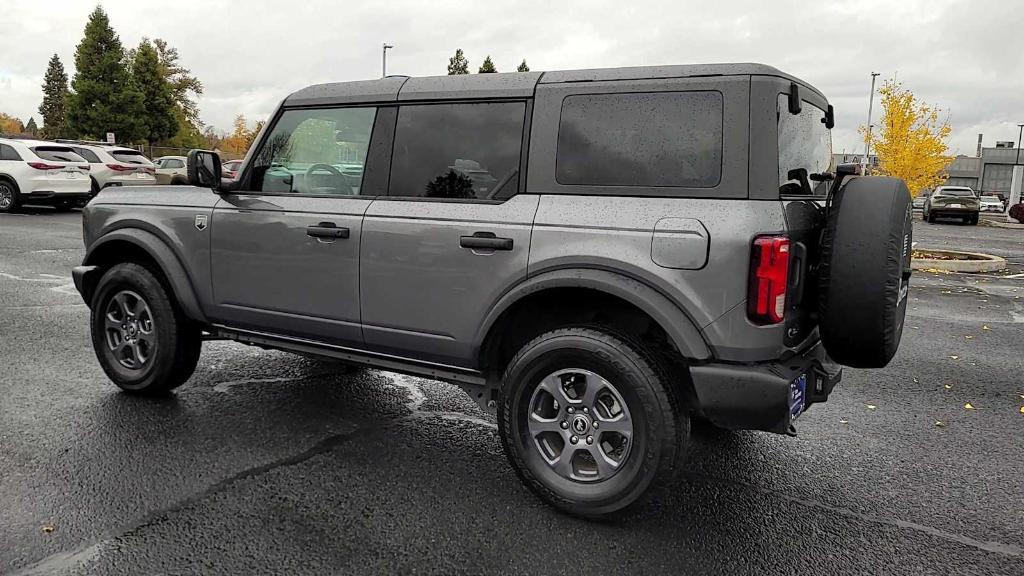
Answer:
[863, 71, 880, 175]
[382, 43, 393, 78]
[1010, 123, 1024, 220]
[1016, 123, 1023, 166]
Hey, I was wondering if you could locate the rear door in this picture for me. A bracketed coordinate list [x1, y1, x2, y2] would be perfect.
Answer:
[359, 100, 535, 366]
[209, 105, 384, 347]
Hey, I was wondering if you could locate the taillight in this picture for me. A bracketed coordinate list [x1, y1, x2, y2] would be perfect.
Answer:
[144, 167, 155, 174]
[106, 164, 135, 171]
[28, 162, 63, 170]
[748, 235, 790, 325]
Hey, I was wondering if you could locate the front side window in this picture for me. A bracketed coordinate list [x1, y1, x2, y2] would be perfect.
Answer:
[778, 94, 832, 194]
[389, 102, 525, 199]
[250, 107, 376, 195]
[556, 91, 723, 188]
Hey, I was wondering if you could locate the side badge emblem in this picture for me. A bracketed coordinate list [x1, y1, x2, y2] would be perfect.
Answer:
[194, 215, 208, 231]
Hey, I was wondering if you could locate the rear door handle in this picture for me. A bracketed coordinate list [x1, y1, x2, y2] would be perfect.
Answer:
[306, 222, 350, 239]
[460, 232, 513, 251]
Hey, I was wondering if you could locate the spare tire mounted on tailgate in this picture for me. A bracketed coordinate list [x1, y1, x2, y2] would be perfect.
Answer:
[818, 176, 913, 368]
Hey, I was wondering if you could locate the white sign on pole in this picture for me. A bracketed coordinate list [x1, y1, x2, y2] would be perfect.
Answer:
[106, 132, 115, 144]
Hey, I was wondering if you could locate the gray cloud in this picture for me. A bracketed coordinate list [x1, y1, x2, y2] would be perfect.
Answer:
[1, 0, 1021, 155]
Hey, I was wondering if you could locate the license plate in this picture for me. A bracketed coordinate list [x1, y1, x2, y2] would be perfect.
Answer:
[135, 172, 148, 179]
[64, 171, 78, 179]
[790, 374, 807, 420]
[950, 203, 963, 208]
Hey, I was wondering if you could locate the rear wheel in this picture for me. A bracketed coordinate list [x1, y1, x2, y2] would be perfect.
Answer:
[967, 213, 979, 225]
[0, 179, 20, 213]
[498, 327, 687, 519]
[90, 263, 202, 394]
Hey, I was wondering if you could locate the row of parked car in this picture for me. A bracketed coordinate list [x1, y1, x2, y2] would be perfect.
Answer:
[911, 185, 1007, 225]
[0, 137, 241, 213]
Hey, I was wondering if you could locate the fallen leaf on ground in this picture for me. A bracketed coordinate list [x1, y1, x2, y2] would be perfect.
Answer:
[839, 419, 849, 424]
[41, 526, 54, 533]
[944, 384, 953, 389]
[965, 335, 973, 340]
[866, 404, 877, 410]
[964, 402, 976, 410]
[982, 325, 991, 330]
[913, 377, 919, 383]
[934, 420, 945, 427]
[1019, 407, 1024, 415]
[949, 355, 960, 360]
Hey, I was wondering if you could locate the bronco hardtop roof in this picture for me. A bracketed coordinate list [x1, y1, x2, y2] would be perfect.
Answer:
[284, 63, 823, 107]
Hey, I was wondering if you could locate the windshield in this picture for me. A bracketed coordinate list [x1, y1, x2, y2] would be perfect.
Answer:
[778, 94, 832, 195]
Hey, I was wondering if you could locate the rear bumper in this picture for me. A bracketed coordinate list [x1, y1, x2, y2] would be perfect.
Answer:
[689, 341, 842, 434]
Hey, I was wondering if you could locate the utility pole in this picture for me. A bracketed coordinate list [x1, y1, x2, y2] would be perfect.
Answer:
[382, 43, 393, 78]
[863, 71, 880, 175]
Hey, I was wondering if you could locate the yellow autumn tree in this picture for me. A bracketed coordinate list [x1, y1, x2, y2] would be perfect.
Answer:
[861, 79, 952, 196]
[221, 114, 251, 156]
[0, 112, 24, 135]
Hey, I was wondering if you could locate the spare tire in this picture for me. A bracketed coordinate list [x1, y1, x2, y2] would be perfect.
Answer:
[818, 176, 912, 368]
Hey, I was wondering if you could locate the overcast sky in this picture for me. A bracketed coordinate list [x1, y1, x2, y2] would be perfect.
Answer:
[1, 0, 1021, 155]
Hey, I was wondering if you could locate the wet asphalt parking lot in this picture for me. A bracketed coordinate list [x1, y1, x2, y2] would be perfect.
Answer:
[1, 207, 1022, 575]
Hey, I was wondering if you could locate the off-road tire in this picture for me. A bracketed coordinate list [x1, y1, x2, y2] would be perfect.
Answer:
[819, 176, 912, 368]
[90, 263, 202, 394]
[498, 326, 687, 519]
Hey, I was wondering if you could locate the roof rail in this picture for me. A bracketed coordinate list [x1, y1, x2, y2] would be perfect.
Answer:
[54, 138, 122, 147]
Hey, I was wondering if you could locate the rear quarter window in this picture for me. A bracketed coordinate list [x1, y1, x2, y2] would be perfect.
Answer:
[555, 91, 723, 188]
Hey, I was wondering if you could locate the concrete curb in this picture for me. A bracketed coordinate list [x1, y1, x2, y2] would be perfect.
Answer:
[984, 220, 1024, 230]
[911, 249, 1007, 273]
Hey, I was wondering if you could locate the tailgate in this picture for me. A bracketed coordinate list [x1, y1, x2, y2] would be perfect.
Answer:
[782, 198, 826, 348]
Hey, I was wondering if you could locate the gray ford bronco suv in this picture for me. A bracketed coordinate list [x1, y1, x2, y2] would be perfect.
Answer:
[73, 64, 912, 518]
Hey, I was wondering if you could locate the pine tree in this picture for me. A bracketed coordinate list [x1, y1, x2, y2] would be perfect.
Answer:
[516, 59, 530, 72]
[25, 117, 39, 136]
[66, 6, 147, 142]
[38, 54, 70, 139]
[478, 56, 497, 73]
[447, 49, 469, 75]
[132, 39, 178, 143]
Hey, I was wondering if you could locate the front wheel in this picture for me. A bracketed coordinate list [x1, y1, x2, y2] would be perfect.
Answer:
[90, 263, 202, 394]
[498, 327, 687, 519]
[0, 180, 19, 213]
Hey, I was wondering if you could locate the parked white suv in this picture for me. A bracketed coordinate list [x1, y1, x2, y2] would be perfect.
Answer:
[0, 138, 91, 212]
[62, 142, 156, 195]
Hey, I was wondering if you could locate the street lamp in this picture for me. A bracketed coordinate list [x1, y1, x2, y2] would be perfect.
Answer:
[863, 71, 880, 175]
[382, 43, 393, 78]
[1016, 123, 1023, 166]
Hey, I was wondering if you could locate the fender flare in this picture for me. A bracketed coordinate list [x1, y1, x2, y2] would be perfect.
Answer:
[474, 268, 711, 361]
[82, 228, 207, 323]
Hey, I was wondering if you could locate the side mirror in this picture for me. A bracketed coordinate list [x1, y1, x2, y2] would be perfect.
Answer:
[186, 149, 222, 190]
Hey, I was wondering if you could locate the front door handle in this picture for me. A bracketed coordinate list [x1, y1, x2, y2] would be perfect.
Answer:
[460, 232, 513, 251]
[306, 222, 350, 239]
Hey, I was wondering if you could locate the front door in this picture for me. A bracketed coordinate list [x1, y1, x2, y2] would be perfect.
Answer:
[359, 100, 534, 366]
[210, 105, 381, 347]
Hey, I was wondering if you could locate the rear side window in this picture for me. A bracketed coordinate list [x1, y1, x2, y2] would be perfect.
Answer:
[0, 144, 21, 161]
[32, 146, 85, 162]
[164, 158, 185, 169]
[777, 94, 832, 194]
[74, 147, 102, 163]
[555, 91, 723, 188]
[389, 102, 525, 199]
[111, 150, 149, 165]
